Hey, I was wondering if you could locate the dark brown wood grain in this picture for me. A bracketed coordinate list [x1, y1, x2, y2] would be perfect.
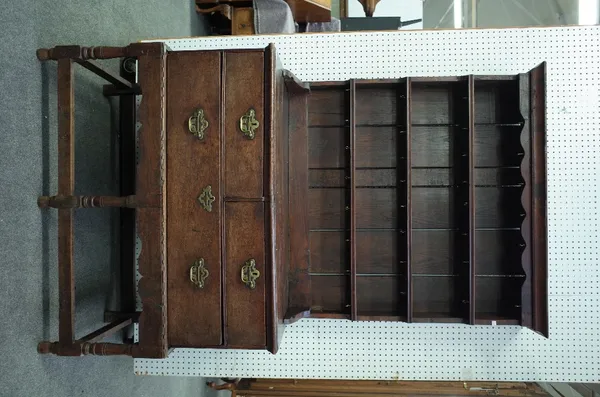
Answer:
[355, 86, 398, 125]
[224, 51, 264, 198]
[530, 62, 548, 337]
[309, 168, 396, 188]
[356, 276, 403, 316]
[410, 83, 453, 125]
[475, 187, 522, 228]
[265, 44, 289, 353]
[474, 80, 521, 124]
[310, 275, 348, 313]
[411, 230, 523, 276]
[403, 78, 413, 322]
[411, 187, 453, 228]
[133, 43, 168, 358]
[349, 79, 357, 320]
[289, 89, 311, 309]
[57, 58, 75, 345]
[309, 188, 397, 229]
[468, 75, 476, 325]
[310, 230, 403, 274]
[308, 88, 346, 126]
[225, 202, 266, 348]
[475, 277, 522, 319]
[309, 126, 397, 168]
[411, 230, 455, 275]
[412, 276, 459, 318]
[518, 71, 533, 330]
[166, 51, 223, 347]
[410, 126, 453, 167]
[287, 91, 312, 311]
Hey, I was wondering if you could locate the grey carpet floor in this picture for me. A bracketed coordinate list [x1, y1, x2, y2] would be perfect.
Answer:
[0, 1, 223, 396]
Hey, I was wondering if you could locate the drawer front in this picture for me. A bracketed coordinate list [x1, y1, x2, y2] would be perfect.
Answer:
[224, 52, 265, 199]
[167, 51, 223, 347]
[225, 202, 266, 348]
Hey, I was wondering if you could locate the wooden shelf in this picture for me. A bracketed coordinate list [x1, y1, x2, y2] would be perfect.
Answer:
[295, 66, 548, 336]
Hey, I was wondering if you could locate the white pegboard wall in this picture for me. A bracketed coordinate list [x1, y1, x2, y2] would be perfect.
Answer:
[135, 27, 600, 382]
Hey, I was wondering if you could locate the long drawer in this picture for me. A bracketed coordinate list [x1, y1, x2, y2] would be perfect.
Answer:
[166, 51, 223, 347]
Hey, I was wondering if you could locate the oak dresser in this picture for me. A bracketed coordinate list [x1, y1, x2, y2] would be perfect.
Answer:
[36, 41, 548, 358]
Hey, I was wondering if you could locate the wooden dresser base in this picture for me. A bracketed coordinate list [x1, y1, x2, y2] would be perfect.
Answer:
[37, 43, 168, 358]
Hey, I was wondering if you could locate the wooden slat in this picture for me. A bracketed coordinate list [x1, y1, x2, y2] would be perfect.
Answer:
[57, 58, 75, 345]
[309, 168, 396, 188]
[404, 78, 413, 322]
[78, 318, 133, 343]
[74, 59, 133, 89]
[468, 75, 476, 325]
[310, 123, 520, 169]
[349, 79, 357, 321]
[308, 187, 517, 230]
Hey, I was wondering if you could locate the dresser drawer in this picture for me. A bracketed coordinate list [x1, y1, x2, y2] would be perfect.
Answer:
[166, 51, 223, 347]
[224, 52, 265, 199]
[225, 202, 266, 348]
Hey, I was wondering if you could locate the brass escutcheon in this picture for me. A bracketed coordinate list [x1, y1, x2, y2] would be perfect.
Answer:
[197, 185, 215, 212]
[190, 258, 209, 288]
[241, 259, 260, 289]
[239, 108, 259, 139]
[188, 108, 209, 140]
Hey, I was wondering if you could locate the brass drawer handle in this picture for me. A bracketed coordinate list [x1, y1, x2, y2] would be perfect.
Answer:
[239, 108, 259, 140]
[188, 108, 208, 140]
[197, 185, 215, 212]
[241, 258, 260, 289]
[190, 258, 209, 288]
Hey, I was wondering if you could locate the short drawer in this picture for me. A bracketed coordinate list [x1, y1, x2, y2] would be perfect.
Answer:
[166, 51, 223, 347]
[224, 51, 265, 199]
[225, 202, 266, 348]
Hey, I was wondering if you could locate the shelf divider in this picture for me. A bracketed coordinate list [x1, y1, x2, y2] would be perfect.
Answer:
[404, 78, 413, 322]
[349, 79, 358, 320]
[453, 76, 475, 324]
[467, 75, 476, 325]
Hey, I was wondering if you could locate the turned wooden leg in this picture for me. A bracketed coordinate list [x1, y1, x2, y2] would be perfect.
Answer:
[38, 341, 133, 356]
[38, 195, 139, 209]
[36, 45, 129, 61]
